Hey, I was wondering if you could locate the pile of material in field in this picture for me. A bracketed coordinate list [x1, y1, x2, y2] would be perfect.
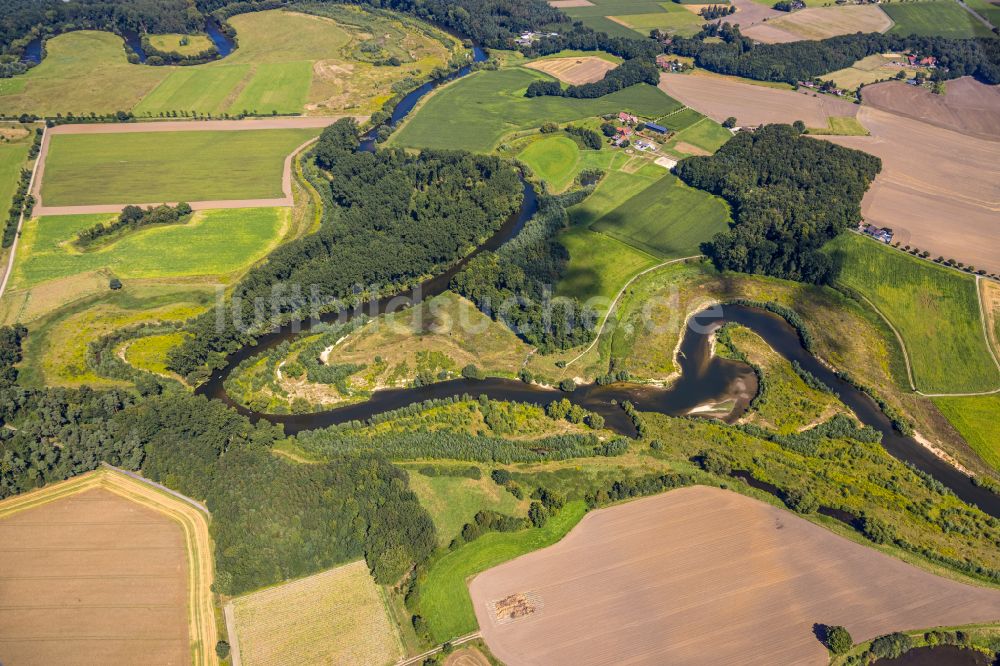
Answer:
[470, 486, 1000, 665]
[226, 561, 403, 666]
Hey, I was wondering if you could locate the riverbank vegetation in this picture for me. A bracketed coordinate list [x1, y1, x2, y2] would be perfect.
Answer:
[825, 233, 1000, 394]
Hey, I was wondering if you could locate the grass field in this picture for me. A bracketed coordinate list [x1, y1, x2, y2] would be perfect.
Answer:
[228, 560, 403, 666]
[41, 129, 317, 205]
[147, 33, 214, 56]
[124, 331, 188, 377]
[417, 500, 587, 643]
[826, 234, 1000, 393]
[823, 54, 927, 91]
[962, 0, 1000, 25]
[883, 0, 995, 37]
[557, 225, 659, 307]
[610, 4, 704, 36]
[807, 116, 869, 135]
[405, 468, 526, 546]
[0, 134, 31, 221]
[933, 395, 1000, 472]
[391, 68, 681, 152]
[0, 9, 456, 117]
[13, 208, 286, 288]
[589, 173, 731, 259]
[517, 135, 581, 191]
[655, 107, 706, 131]
[664, 117, 733, 154]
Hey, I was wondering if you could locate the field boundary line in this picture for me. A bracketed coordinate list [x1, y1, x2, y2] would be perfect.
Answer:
[565, 254, 704, 368]
[223, 602, 243, 666]
[395, 631, 481, 666]
[0, 125, 45, 304]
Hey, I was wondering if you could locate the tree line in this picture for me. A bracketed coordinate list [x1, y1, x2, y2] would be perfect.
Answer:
[669, 25, 1000, 85]
[166, 119, 523, 381]
[525, 57, 660, 99]
[674, 123, 881, 283]
[74, 202, 192, 248]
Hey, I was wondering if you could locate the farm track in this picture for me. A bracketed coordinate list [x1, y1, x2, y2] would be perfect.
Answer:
[0, 467, 216, 666]
[30, 119, 340, 215]
[0, 126, 44, 305]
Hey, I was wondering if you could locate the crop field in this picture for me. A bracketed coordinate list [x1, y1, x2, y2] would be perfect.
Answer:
[963, 0, 1000, 25]
[933, 396, 1000, 472]
[227, 560, 403, 666]
[883, 0, 995, 37]
[807, 115, 869, 135]
[12, 208, 286, 289]
[825, 234, 1000, 394]
[523, 56, 618, 84]
[589, 173, 731, 259]
[405, 467, 527, 546]
[860, 77, 1000, 140]
[663, 117, 733, 154]
[0, 9, 456, 117]
[659, 72, 859, 128]
[471, 486, 1000, 666]
[0, 133, 31, 220]
[417, 500, 588, 643]
[608, 4, 704, 37]
[0, 468, 215, 666]
[391, 68, 681, 152]
[40, 129, 317, 206]
[654, 106, 705, 131]
[558, 0, 707, 36]
[824, 107, 1000, 275]
[743, 5, 892, 42]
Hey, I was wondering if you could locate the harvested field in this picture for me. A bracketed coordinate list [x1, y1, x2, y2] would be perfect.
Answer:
[443, 646, 492, 666]
[658, 72, 858, 127]
[743, 5, 892, 42]
[0, 468, 215, 666]
[227, 560, 403, 666]
[524, 56, 618, 84]
[470, 486, 1000, 666]
[715, 0, 782, 26]
[823, 107, 1000, 275]
[861, 77, 1000, 140]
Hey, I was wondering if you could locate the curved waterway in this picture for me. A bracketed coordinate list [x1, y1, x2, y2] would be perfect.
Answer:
[190, 40, 1000, 519]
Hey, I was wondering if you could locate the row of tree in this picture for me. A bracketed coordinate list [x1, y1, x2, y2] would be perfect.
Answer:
[674, 123, 881, 283]
[669, 25, 1000, 85]
[74, 202, 192, 248]
[525, 57, 660, 99]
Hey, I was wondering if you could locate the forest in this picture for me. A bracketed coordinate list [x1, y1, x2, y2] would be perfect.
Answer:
[674, 123, 881, 283]
[670, 25, 1000, 85]
[452, 191, 597, 352]
[167, 119, 523, 380]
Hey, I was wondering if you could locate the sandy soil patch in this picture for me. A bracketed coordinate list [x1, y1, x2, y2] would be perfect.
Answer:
[524, 57, 617, 85]
[861, 77, 1000, 140]
[823, 107, 1000, 274]
[471, 486, 1000, 666]
[0, 468, 215, 666]
[658, 72, 858, 127]
[549, 0, 594, 6]
[744, 5, 893, 42]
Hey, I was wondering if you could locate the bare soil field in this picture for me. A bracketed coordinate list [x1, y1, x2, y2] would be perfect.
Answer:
[823, 107, 1000, 274]
[658, 72, 858, 127]
[0, 468, 216, 666]
[524, 57, 618, 85]
[470, 486, 1000, 666]
[861, 77, 1000, 140]
[226, 560, 403, 666]
[744, 5, 893, 42]
[716, 0, 782, 27]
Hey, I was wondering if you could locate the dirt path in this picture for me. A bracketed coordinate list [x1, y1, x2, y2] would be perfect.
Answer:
[0, 126, 44, 304]
[31, 120, 334, 216]
[395, 632, 482, 666]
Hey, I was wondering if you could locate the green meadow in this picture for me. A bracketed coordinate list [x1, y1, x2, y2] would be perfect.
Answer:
[133, 65, 251, 116]
[228, 61, 313, 115]
[665, 117, 733, 154]
[41, 128, 319, 206]
[557, 225, 659, 307]
[933, 396, 1000, 473]
[391, 68, 681, 152]
[883, 1, 995, 38]
[826, 234, 1000, 393]
[590, 173, 731, 259]
[0, 138, 31, 220]
[517, 135, 582, 191]
[417, 500, 587, 643]
[13, 208, 286, 288]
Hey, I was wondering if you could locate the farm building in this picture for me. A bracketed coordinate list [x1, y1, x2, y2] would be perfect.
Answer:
[645, 122, 668, 134]
[618, 112, 638, 124]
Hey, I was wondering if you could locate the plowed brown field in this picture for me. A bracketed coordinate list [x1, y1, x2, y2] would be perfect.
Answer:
[470, 486, 1000, 666]
[658, 72, 858, 127]
[861, 77, 1000, 140]
[0, 468, 216, 666]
